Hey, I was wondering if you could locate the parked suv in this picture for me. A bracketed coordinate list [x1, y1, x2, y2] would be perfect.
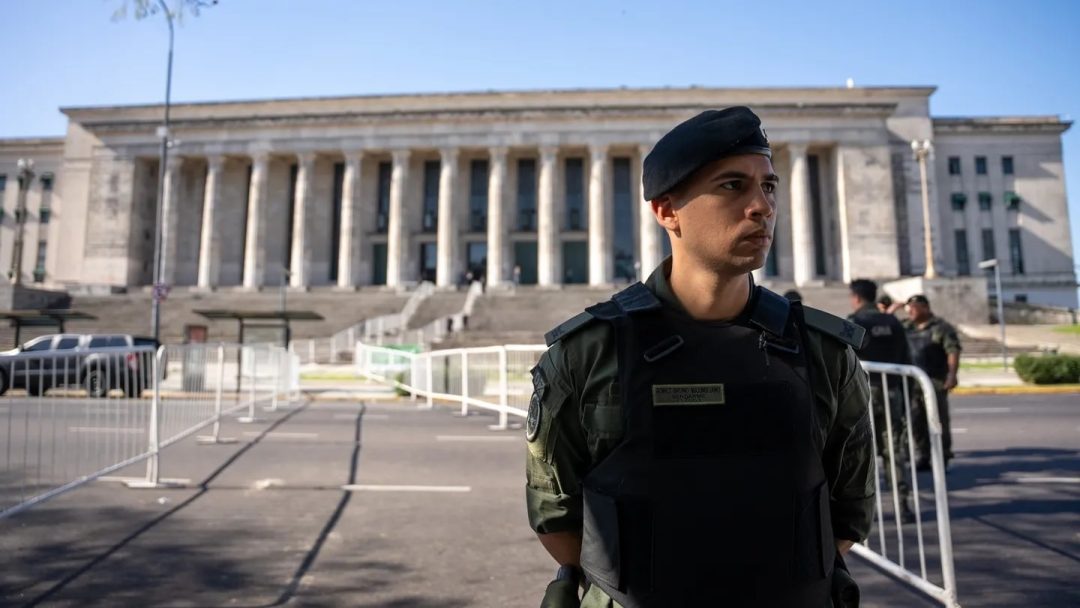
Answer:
[0, 334, 161, 398]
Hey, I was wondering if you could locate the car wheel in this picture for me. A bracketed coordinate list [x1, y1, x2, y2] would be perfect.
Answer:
[84, 367, 109, 399]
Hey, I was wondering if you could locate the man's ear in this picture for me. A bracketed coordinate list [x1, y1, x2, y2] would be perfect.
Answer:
[651, 195, 679, 236]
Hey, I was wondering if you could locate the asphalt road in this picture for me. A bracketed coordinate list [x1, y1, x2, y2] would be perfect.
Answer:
[0, 392, 1076, 607]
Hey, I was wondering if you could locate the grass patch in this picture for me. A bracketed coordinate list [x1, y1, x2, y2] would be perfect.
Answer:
[960, 361, 1013, 371]
[1052, 325, 1080, 336]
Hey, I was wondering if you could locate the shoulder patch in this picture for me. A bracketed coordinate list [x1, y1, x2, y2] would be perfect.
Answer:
[525, 365, 546, 442]
[803, 306, 866, 349]
[544, 311, 596, 347]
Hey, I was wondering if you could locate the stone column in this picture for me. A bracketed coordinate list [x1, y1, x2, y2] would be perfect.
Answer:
[637, 144, 662, 279]
[197, 155, 224, 288]
[789, 144, 815, 287]
[160, 156, 183, 285]
[588, 144, 610, 286]
[337, 150, 362, 288]
[290, 152, 315, 287]
[486, 147, 507, 287]
[537, 146, 560, 287]
[243, 152, 269, 289]
[436, 147, 459, 288]
[386, 149, 410, 288]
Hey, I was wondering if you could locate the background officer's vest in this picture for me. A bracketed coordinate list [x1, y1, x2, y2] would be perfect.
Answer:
[907, 321, 948, 381]
[578, 283, 834, 608]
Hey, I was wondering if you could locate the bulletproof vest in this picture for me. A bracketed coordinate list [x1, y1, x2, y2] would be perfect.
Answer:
[907, 321, 948, 380]
[577, 283, 834, 608]
[849, 309, 905, 365]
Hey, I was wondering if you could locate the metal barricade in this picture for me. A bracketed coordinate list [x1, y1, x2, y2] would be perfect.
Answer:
[0, 342, 299, 520]
[355, 342, 546, 430]
[856, 361, 959, 608]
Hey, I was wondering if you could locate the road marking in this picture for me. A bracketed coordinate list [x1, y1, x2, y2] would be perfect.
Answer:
[954, 407, 1012, 414]
[953, 428, 968, 434]
[436, 435, 519, 442]
[332, 413, 389, 420]
[70, 426, 144, 434]
[253, 478, 287, 490]
[341, 484, 471, 493]
[1016, 477, 1080, 484]
[241, 431, 320, 440]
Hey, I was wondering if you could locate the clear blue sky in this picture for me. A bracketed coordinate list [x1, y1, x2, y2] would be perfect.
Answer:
[2, 0, 1078, 281]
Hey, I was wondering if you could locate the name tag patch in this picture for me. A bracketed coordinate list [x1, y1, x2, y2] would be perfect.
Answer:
[652, 384, 726, 406]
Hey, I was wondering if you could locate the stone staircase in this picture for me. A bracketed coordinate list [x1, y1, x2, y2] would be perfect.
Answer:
[407, 291, 469, 329]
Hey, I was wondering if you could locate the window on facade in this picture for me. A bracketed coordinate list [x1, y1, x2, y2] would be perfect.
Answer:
[469, 160, 488, 233]
[981, 228, 996, 262]
[978, 192, 992, 211]
[419, 242, 437, 282]
[612, 158, 636, 282]
[516, 159, 537, 231]
[1002, 156, 1014, 175]
[375, 161, 391, 233]
[564, 158, 585, 230]
[975, 156, 987, 175]
[1005, 191, 1021, 211]
[1008, 228, 1025, 275]
[0, 175, 6, 191]
[1014, 294, 1028, 303]
[947, 157, 961, 175]
[422, 160, 440, 233]
[950, 193, 967, 211]
[954, 230, 970, 276]
[39, 209, 50, 224]
[40, 174, 54, 191]
[33, 241, 47, 282]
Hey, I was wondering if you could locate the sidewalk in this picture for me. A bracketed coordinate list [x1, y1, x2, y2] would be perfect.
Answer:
[960, 323, 1080, 355]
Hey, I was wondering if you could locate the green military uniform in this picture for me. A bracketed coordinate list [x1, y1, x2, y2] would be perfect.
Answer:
[902, 316, 962, 464]
[527, 260, 876, 608]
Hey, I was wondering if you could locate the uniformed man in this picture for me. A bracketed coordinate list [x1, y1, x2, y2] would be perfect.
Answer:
[903, 295, 962, 470]
[847, 279, 915, 523]
[526, 107, 875, 608]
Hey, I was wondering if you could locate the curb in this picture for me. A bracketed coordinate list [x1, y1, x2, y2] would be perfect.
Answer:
[954, 384, 1080, 396]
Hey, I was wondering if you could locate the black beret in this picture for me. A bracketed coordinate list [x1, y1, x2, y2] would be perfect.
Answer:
[642, 106, 771, 201]
[906, 294, 930, 305]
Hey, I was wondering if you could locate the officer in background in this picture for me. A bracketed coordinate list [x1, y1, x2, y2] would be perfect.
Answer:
[903, 295, 962, 470]
[526, 107, 874, 608]
[847, 279, 915, 523]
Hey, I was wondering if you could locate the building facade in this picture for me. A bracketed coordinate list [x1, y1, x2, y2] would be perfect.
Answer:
[0, 87, 1075, 306]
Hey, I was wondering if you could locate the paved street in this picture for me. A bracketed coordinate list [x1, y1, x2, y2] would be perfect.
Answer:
[0, 392, 1077, 607]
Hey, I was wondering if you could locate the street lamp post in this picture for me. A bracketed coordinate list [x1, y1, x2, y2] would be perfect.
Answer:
[979, 258, 1008, 370]
[9, 158, 34, 286]
[911, 139, 938, 279]
[150, 0, 176, 344]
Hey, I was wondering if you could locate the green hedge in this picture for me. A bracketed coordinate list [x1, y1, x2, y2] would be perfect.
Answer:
[1014, 354, 1080, 384]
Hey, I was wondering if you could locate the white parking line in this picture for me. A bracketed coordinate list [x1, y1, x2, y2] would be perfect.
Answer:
[954, 407, 1012, 414]
[341, 484, 471, 493]
[70, 427, 144, 434]
[436, 435, 519, 442]
[1016, 477, 1080, 484]
[241, 431, 320, 440]
[953, 428, 968, 434]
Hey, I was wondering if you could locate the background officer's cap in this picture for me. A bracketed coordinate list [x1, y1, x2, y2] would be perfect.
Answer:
[906, 294, 931, 305]
[642, 106, 771, 201]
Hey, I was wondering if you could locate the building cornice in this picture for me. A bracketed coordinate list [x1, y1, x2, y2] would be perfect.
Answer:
[0, 137, 66, 151]
[933, 116, 1072, 135]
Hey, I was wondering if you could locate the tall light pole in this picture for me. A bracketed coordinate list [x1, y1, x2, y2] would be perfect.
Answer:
[150, 0, 175, 344]
[979, 258, 1008, 370]
[9, 158, 34, 286]
[911, 139, 938, 279]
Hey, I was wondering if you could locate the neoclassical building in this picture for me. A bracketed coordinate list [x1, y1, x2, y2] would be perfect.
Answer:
[0, 86, 1076, 306]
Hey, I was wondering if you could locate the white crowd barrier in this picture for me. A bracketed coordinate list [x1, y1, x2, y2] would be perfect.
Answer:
[856, 361, 959, 608]
[354, 341, 959, 606]
[354, 341, 546, 430]
[0, 342, 299, 520]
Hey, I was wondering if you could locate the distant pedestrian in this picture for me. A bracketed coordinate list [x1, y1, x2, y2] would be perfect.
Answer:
[513, 264, 522, 287]
[848, 279, 915, 522]
[903, 294, 962, 470]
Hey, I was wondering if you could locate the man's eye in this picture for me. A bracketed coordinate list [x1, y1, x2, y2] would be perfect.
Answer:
[720, 181, 740, 191]
[762, 182, 777, 194]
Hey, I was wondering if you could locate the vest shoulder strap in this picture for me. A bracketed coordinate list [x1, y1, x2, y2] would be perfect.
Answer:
[544, 311, 596, 347]
[611, 282, 663, 314]
[749, 287, 791, 336]
[803, 306, 866, 350]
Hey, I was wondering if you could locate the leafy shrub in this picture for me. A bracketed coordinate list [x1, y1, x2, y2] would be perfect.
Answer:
[393, 372, 411, 397]
[1014, 354, 1080, 385]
